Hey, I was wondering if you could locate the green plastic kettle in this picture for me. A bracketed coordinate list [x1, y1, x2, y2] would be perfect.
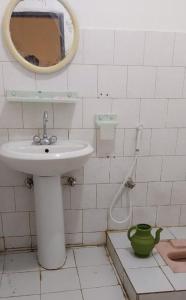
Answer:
[128, 224, 163, 257]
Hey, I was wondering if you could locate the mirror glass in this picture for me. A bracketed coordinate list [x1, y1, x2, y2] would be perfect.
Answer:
[9, 0, 75, 68]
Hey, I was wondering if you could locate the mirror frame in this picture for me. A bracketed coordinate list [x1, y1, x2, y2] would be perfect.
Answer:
[3, 0, 79, 74]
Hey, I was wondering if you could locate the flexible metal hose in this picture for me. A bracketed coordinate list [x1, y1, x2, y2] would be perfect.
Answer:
[109, 125, 143, 224]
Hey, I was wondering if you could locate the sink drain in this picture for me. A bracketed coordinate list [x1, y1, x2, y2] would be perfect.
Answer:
[45, 149, 49, 153]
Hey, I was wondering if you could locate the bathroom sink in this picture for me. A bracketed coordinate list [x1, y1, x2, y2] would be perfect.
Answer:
[0, 140, 93, 176]
[0, 139, 93, 270]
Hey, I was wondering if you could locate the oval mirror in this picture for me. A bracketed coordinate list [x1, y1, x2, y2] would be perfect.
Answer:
[3, 0, 79, 73]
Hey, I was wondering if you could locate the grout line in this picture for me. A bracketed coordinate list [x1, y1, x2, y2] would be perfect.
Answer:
[171, 32, 177, 66]
[142, 32, 147, 66]
[72, 248, 85, 300]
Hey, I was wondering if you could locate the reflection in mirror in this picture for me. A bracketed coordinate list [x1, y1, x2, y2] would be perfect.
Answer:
[10, 0, 74, 67]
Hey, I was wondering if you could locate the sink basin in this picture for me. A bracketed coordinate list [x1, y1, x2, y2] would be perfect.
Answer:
[0, 140, 93, 176]
[0, 139, 93, 270]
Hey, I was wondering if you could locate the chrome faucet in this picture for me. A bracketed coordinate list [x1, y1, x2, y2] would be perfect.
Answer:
[43, 111, 48, 139]
[33, 111, 57, 145]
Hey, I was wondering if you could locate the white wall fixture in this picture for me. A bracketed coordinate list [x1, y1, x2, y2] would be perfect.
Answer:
[2, 0, 79, 73]
[96, 114, 118, 140]
[0, 140, 93, 269]
[6, 90, 79, 103]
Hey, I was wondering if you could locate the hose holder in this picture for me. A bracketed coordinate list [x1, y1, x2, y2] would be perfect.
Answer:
[125, 178, 136, 189]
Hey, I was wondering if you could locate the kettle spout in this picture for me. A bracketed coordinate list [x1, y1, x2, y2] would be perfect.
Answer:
[154, 228, 163, 245]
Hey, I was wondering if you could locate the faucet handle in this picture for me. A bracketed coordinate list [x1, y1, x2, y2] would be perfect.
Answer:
[43, 111, 48, 121]
[49, 136, 57, 145]
[33, 135, 41, 145]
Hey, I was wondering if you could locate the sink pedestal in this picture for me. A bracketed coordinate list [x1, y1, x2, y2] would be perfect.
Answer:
[33, 176, 66, 269]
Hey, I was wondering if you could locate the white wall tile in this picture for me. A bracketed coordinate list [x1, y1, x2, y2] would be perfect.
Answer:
[83, 99, 111, 129]
[83, 209, 107, 232]
[29, 212, 36, 235]
[23, 103, 53, 128]
[63, 185, 71, 210]
[176, 129, 186, 154]
[65, 233, 82, 245]
[127, 67, 156, 98]
[5, 236, 31, 250]
[147, 182, 172, 206]
[140, 99, 168, 128]
[173, 33, 186, 66]
[97, 129, 124, 157]
[0, 215, 3, 237]
[15, 187, 34, 212]
[157, 206, 180, 226]
[68, 65, 97, 97]
[0, 129, 8, 144]
[0, 32, 14, 62]
[54, 101, 82, 129]
[171, 182, 186, 205]
[108, 208, 130, 230]
[2, 212, 30, 237]
[84, 158, 110, 184]
[0, 100, 23, 129]
[0, 237, 4, 251]
[112, 99, 140, 128]
[136, 157, 162, 182]
[124, 129, 151, 156]
[97, 184, 122, 208]
[66, 167, 84, 185]
[31, 236, 37, 248]
[98, 66, 127, 98]
[162, 156, 186, 181]
[3, 62, 36, 91]
[84, 29, 114, 65]
[180, 206, 186, 225]
[9, 129, 38, 141]
[155, 67, 185, 98]
[125, 183, 147, 207]
[72, 29, 84, 64]
[133, 207, 157, 226]
[110, 157, 134, 183]
[0, 187, 15, 212]
[36, 69, 68, 92]
[0, 161, 25, 186]
[167, 100, 186, 127]
[150, 129, 177, 155]
[83, 232, 106, 245]
[71, 185, 97, 209]
[144, 32, 175, 66]
[64, 210, 82, 234]
[45, 129, 68, 140]
[114, 31, 145, 65]
[0, 64, 4, 96]
[69, 129, 96, 155]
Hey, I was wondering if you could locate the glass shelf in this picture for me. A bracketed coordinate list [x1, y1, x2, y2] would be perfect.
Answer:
[6, 90, 79, 103]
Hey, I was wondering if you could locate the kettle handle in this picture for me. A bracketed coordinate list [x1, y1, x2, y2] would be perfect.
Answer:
[128, 226, 137, 241]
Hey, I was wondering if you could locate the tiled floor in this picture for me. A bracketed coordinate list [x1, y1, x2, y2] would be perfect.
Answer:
[107, 227, 186, 300]
[0, 246, 126, 300]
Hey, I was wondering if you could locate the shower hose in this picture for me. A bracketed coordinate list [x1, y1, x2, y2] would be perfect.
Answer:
[109, 124, 143, 224]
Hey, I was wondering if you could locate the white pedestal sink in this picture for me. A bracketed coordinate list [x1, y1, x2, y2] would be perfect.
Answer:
[0, 140, 93, 269]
